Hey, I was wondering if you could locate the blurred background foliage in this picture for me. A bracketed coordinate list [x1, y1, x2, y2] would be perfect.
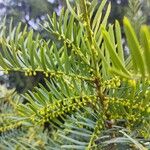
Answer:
[0, 0, 149, 93]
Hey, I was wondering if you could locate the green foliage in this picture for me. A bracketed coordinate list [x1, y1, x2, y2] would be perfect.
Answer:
[0, 0, 150, 149]
[126, 0, 146, 34]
